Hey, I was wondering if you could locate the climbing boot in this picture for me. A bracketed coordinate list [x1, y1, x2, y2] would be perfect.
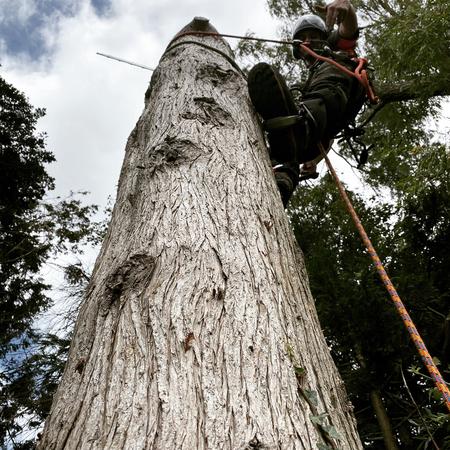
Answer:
[272, 166, 295, 206]
[274, 172, 294, 207]
[247, 62, 314, 164]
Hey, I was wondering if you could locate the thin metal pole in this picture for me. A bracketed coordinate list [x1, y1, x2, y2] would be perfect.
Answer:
[96, 52, 154, 71]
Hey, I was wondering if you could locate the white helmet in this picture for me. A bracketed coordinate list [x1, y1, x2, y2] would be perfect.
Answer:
[292, 14, 328, 39]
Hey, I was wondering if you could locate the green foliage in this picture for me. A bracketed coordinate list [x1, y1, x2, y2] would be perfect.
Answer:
[289, 166, 449, 446]
[0, 75, 106, 447]
[365, 0, 450, 87]
[1, 334, 71, 445]
[266, 0, 313, 21]
[317, 444, 334, 450]
[1, 76, 54, 359]
[290, 176, 405, 375]
[310, 412, 329, 425]
[303, 388, 319, 407]
[0, 261, 92, 448]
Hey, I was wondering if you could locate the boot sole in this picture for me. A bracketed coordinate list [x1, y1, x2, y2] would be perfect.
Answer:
[247, 63, 311, 163]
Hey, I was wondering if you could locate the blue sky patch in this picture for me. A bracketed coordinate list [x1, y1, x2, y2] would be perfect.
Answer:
[0, 0, 81, 61]
[91, 0, 111, 17]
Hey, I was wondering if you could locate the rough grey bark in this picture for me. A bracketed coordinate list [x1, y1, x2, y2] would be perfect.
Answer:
[38, 18, 363, 450]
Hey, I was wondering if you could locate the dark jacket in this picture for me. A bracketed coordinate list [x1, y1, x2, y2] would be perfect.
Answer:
[302, 31, 366, 141]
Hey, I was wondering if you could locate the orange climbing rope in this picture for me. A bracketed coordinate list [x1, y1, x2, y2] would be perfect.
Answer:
[318, 143, 450, 413]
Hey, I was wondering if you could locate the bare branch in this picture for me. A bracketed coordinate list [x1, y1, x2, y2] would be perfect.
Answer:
[374, 78, 450, 104]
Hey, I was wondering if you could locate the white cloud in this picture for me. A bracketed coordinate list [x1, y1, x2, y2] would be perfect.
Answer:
[3, 0, 278, 207]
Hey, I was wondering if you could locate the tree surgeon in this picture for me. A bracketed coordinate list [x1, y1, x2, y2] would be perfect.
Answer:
[248, 0, 367, 206]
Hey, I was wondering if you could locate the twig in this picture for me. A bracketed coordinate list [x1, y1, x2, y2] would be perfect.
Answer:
[400, 366, 440, 450]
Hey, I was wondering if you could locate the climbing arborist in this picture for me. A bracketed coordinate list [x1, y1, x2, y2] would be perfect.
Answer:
[248, 0, 367, 206]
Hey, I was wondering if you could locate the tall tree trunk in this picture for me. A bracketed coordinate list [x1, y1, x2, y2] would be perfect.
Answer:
[38, 18, 362, 450]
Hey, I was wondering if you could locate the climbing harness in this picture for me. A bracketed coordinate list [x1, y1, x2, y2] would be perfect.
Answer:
[318, 142, 450, 413]
[291, 41, 378, 104]
[337, 125, 374, 168]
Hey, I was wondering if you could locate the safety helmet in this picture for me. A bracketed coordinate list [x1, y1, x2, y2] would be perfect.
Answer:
[292, 14, 328, 40]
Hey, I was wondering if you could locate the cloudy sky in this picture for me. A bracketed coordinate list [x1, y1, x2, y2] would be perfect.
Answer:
[3, 0, 449, 274]
[1, 0, 281, 209]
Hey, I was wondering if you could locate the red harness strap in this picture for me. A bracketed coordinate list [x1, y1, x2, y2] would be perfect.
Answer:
[295, 42, 379, 105]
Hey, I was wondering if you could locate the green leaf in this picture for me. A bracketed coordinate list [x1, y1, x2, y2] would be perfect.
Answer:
[317, 443, 333, 450]
[310, 413, 328, 425]
[322, 425, 341, 440]
[304, 389, 319, 407]
[432, 357, 441, 366]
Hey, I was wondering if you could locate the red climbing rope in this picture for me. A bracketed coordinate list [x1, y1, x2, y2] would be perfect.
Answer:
[318, 143, 450, 413]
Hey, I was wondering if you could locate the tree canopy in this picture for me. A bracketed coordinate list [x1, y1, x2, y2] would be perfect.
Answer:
[0, 75, 105, 448]
[0, 76, 55, 358]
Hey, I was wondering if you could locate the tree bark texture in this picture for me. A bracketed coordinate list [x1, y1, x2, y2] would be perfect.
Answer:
[38, 19, 363, 450]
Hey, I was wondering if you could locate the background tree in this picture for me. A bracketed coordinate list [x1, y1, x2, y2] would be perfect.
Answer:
[237, 0, 450, 447]
[289, 173, 450, 448]
[0, 75, 106, 448]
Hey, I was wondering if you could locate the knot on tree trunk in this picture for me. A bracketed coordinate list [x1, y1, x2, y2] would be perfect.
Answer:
[181, 96, 233, 126]
[102, 253, 156, 313]
[147, 136, 200, 172]
[197, 63, 240, 85]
